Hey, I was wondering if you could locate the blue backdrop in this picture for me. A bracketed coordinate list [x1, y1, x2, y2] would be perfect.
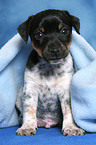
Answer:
[0, 0, 96, 50]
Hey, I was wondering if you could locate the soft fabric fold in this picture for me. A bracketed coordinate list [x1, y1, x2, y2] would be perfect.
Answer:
[0, 31, 96, 132]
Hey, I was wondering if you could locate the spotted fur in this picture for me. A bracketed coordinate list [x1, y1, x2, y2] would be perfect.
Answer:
[16, 53, 85, 136]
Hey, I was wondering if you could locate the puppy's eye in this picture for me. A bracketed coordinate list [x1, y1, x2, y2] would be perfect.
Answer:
[61, 27, 69, 36]
[35, 31, 43, 40]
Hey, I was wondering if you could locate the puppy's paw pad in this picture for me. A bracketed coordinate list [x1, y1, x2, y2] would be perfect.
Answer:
[62, 127, 85, 136]
[16, 127, 37, 136]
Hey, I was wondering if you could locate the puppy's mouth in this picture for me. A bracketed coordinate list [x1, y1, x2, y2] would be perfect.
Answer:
[49, 59, 64, 65]
[48, 58, 64, 65]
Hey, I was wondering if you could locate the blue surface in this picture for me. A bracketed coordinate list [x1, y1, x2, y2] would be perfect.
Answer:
[0, 126, 96, 145]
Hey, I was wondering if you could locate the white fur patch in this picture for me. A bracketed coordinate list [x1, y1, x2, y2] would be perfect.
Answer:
[16, 53, 78, 133]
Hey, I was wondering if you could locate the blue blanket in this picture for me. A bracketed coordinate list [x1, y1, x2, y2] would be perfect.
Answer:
[70, 32, 96, 132]
[0, 31, 96, 133]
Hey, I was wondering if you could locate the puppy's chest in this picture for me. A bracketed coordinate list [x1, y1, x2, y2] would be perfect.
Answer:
[25, 55, 73, 120]
[25, 54, 74, 91]
[37, 59, 64, 77]
[31, 61, 70, 91]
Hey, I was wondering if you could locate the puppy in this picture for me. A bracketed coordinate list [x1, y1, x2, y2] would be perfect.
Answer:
[16, 9, 85, 136]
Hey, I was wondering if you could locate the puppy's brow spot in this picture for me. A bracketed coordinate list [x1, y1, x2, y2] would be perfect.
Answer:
[58, 24, 63, 30]
[40, 27, 45, 32]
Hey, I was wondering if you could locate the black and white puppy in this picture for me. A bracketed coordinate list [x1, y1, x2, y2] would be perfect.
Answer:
[16, 9, 85, 136]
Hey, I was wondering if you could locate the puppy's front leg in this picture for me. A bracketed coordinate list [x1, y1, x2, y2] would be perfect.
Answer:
[59, 90, 85, 136]
[16, 85, 38, 136]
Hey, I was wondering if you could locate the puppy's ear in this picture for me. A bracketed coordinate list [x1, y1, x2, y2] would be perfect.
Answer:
[62, 11, 80, 34]
[70, 15, 80, 34]
[18, 16, 34, 43]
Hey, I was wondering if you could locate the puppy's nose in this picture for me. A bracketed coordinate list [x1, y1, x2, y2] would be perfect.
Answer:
[48, 44, 60, 54]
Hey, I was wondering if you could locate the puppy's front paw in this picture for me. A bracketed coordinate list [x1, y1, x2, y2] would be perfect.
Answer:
[62, 126, 85, 136]
[16, 126, 37, 136]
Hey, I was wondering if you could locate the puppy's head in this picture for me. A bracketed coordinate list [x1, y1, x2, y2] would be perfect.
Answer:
[18, 9, 80, 64]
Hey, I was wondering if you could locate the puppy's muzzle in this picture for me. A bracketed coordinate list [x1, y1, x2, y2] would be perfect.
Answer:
[48, 43, 62, 58]
[42, 40, 68, 65]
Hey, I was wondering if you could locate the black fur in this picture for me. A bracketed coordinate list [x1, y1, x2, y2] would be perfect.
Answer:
[18, 9, 80, 68]
[18, 10, 80, 43]
[26, 50, 40, 69]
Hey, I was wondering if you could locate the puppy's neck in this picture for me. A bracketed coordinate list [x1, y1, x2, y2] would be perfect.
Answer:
[37, 53, 73, 78]
[26, 50, 73, 78]
[38, 57, 61, 73]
